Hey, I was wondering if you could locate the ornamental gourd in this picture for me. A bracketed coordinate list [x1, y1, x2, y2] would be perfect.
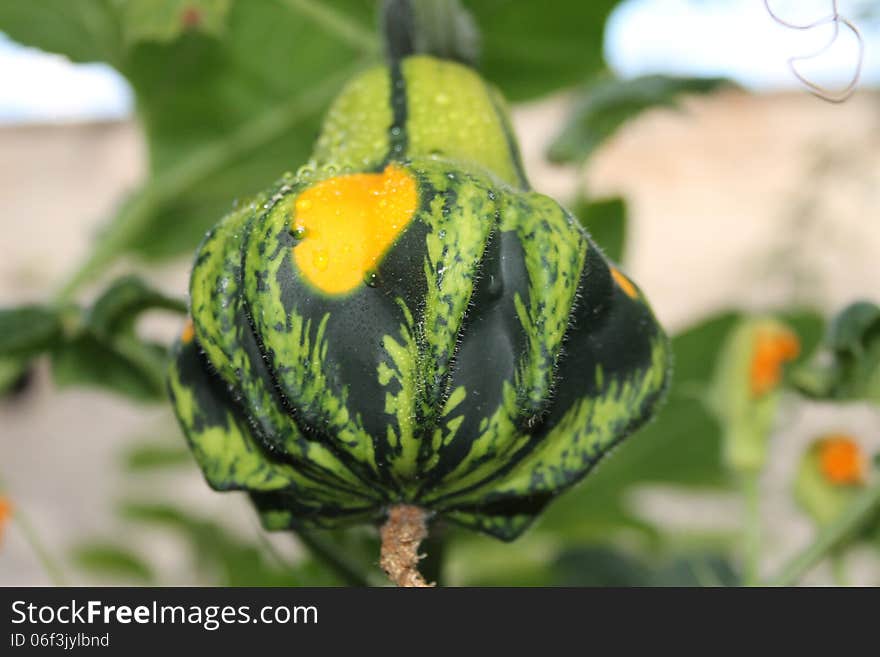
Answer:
[168, 55, 671, 543]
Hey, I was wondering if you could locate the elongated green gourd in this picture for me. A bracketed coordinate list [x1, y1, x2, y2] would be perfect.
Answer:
[168, 55, 671, 540]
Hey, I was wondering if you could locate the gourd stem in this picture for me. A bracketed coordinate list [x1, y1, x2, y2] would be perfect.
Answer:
[380, 504, 433, 587]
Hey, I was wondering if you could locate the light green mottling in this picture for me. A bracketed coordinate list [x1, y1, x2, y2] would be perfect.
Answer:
[168, 364, 295, 492]
[416, 162, 498, 421]
[502, 192, 586, 413]
[380, 302, 421, 486]
[243, 200, 378, 478]
[403, 56, 524, 187]
[310, 66, 392, 172]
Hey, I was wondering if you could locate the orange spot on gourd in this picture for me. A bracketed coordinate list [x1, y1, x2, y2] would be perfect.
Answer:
[818, 435, 866, 486]
[0, 497, 12, 544]
[181, 318, 195, 345]
[610, 266, 638, 300]
[291, 164, 417, 295]
[749, 327, 800, 397]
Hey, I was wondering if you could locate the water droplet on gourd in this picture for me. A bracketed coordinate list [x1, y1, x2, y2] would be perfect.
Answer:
[364, 271, 380, 288]
[313, 249, 329, 271]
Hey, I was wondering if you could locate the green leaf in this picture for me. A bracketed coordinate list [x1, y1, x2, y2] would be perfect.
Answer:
[71, 543, 155, 584]
[0, 0, 124, 66]
[51, 334, 168, 402]
[792, 302, 880, 404]
[572, 196, 627, 263]
[467, 0, 622, 101]
[87, 275, 186, 338]
[0, 356, 31, 397]
[123, 442, 194, 472]
[552, 546, 652, 586]
[0, 306, 62, 359]
[118, 502, 339, 585]
[548, 75, 730, 164]
[122, 0, 233, 45]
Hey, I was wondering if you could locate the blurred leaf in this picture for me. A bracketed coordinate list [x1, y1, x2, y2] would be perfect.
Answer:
[793, 302, 880, 404]
[87, 275, 186, 338]
[0, 306, 62, 359]
[122, 0, 233, 45]
[553, 548, 738, 587]
[548, 75, 729, 164]
[553, 546, 652, 586]
[572, 196, 627, 263]
[0, 0, 124, 66]
[51, 334, 168, 402]
[71, 543, 155, 584]
[123, 442, 193, 472]
[0, 357, 31, 397]
[118, 0, 373, 261]
[119, 502, 338, 585]
[467, 0, 622, 101]
[648, 554, 738, 587]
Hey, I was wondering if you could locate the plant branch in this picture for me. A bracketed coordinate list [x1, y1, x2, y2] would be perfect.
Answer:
[280, 0, 379, 54]
[380, 504, 433, 587]
[55, 66, 359, 303]
[741, 472, 762, 586]
[769, 478, 880, 586]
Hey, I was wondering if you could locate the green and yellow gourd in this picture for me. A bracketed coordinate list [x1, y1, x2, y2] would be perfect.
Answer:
[167, 55, 671, 542]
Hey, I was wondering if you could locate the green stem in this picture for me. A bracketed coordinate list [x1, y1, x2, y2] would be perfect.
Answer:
[11, 507, 68, 586]
[741, 472, 762, 586]
[831, 552, 850, 587]
[55, 67, 359, 303]
[770, 479, 880, 586]
[280, 0, 379, 54]
[294, 530, 379, 587]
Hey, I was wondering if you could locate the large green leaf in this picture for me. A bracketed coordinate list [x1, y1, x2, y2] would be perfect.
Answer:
[122, 0, 233, 45]
[572, 196, 627, 263]
[548, 75, 729, 164]
[466, 0, 622, 101]
[0, 0, 124, 66]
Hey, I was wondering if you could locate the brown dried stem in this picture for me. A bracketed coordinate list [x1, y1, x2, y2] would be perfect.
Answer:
[380, 504, 434, 587]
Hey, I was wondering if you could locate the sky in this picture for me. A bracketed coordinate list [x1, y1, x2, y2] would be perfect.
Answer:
[0, 0, 876, 123]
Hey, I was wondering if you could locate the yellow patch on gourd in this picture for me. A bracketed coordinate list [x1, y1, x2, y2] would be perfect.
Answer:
[292, 165, 418, 295]
[610, 266, 638, 300]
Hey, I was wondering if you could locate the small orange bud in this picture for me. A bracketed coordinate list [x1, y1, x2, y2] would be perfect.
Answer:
[818, 435, 866, 486]
[180, 317, 195, 345]
[749, 327, 800, 397]
[0, 497, 12, 544]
